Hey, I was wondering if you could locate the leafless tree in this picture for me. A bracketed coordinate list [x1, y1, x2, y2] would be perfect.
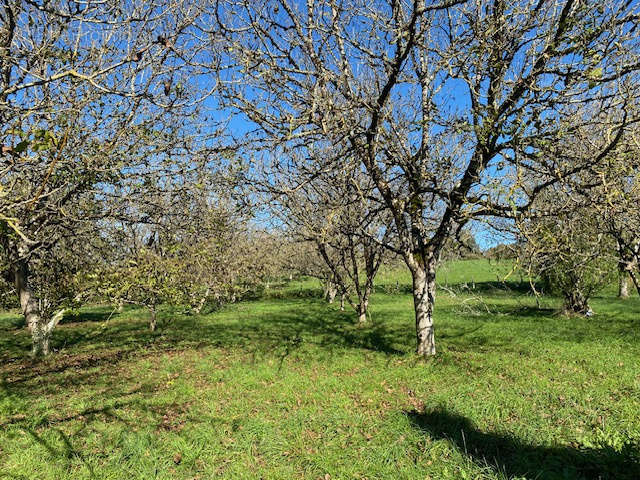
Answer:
[264, 154, 391, 323]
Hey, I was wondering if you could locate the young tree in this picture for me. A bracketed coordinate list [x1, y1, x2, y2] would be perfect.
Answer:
[262, 154, 391, 324]
[212, 0, 640, 355]
[519, 194, 617, 315]
[95, 174, 269, 330]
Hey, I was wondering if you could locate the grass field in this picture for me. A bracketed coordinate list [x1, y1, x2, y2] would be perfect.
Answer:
[1, 259, 639, 479]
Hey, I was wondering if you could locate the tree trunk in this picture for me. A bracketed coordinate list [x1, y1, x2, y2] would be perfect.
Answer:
[13, 257, 53, 357]
[564, 291, 591, 315]
[411, 262, 437, 356]
[618, 270, 629, 299]
[326, 281, 337, 304]
[31, 326, 51, 357]
[340, 293, 345, 311]
[149, 305, 157, 332]
[30, 310, 64, 357]
[357, 300, 368, 324]
[193, 288, 210, 314]
[356, 282, 373, 324]
[630, 270, 640, 297]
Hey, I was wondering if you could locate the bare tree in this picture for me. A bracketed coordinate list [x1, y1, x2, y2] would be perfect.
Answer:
[211, 0, 640, 355]
[260, 150, 391, 324]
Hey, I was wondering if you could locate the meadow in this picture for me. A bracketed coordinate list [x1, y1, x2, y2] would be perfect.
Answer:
[1, 259, 639, 479]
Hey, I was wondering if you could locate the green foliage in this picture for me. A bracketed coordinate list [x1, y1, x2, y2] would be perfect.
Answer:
[93, 244, 195, 312]
[542, 228, 613, 293]
[0, 277, 18, 310]
[520, 201, 618, 314]
[91, 198, 273, 321]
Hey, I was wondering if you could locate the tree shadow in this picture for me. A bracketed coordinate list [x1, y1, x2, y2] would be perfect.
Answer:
[375, 279, 537, 296]
[9, 389, 182, 479]
[62, 301, 408, 356]
[2, 293, 639, 387]
[23, 426, 98, 479]
[0, 299, 407, 391]
[59, 307, 120, 325]
[406, 408, 640, 480]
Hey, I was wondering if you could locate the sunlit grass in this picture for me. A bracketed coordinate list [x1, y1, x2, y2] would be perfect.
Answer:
[1, 260, 639, 479]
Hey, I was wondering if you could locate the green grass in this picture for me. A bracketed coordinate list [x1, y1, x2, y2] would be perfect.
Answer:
[1, 260, 639, 479]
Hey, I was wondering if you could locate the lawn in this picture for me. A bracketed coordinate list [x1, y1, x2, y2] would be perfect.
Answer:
[1, 260, 639, 479]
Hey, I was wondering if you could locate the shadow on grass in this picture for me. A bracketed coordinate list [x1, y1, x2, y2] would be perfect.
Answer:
[0, 300, 408, 390]
[52, 302, 408, 357]
[59, 308, 120, 325]
[406, 408, 640, 480]
[24, 426, 98, 479]
[375, 280, 536, 296]
[2, 293, 639, 387]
